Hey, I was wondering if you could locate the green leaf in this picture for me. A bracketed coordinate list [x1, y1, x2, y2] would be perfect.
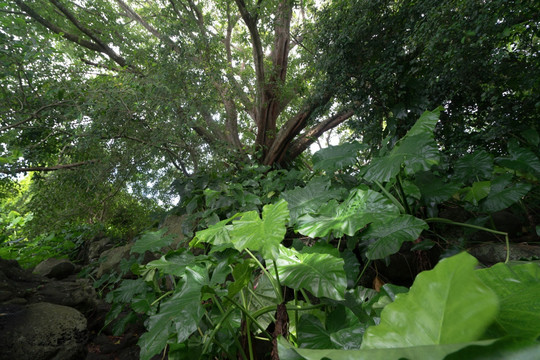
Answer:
[363, 109, 441, 183]
[274, 245, 347, 300]
[228, 259, 256, 297]
[312, 142, 366, 172]
[361, 252, 498, 349]
[281, 177, 342, 224]
[476, 262, 540, 339]
[297, 314, 335, 349]
[138, 269, 205, 360]
[481, 178, 532, 213]
[363, 215, 428, 260]
[296, 188, 399, 238]
[131, 229, 175, 254]
[453, 150, 494, 183]
[145, 250, 195, 276]
[190, 216, 236, 248]
[520, 128, 539, 147]
[111, 278, 148, 303]
[497, 139, 540, 177]
[415, 172, 462, 204]
[461, 181, 491, 205]
[279, 337, 526, 360]
[229, 199, 289, 260]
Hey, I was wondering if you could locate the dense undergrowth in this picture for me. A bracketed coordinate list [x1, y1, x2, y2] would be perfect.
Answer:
[1, 109, 539, 359]
[97, 109, 540, 359]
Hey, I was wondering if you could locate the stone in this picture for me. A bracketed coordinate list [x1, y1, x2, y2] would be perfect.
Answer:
[33, 258, 76, 279]
[96, 244, 133, 278]
[0, 302, 88, 360]
[468, 243, 540, 266]
[159, 214, 186, 251]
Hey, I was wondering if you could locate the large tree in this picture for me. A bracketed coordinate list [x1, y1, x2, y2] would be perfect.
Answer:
[1, 0, 354, 183]
[312, 0, 539, 156]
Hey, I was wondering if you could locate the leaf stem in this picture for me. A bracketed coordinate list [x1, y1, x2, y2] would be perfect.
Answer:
[245, 249, 283, 302]
[425, 217, 510, 263]
[355, 259, 371, 287]
[374, 180, 406, 214]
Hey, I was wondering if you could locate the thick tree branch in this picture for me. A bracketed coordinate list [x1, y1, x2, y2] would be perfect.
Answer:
[287, 109, 355, 160]
[115, 0, 183, 54]
[0, 101, 68, 132]
[263, 93, 332, 165]
[49, 0, 126, 66]
[1, 160, 97, 174]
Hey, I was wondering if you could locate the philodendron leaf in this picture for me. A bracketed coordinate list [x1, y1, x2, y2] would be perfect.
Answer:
[363, 109, 441, 183]
[461, 181, 491, 206]
[131, 228, 175, 254]
[278, 337, 540, 360]
[497, 139, 540, 177]
[281, 177, 342, 224]
[361, 252, 498, 349]
[230, 199, 289, 260]
[145, 250, 195, 276]
[274, 245, 347, 300]
[190, 216, 236, 248]
[363, 215, 428, 260]
[312, 142, 366, 172]
[476, 262, 540, 340]
[138, 269, 206, 360]
[480, 175, 532, 213]
[296, 188, 399, 238]
[453, 150, 494, 183]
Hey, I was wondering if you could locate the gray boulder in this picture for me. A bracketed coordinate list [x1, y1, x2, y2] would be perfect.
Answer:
[96, 243, 134, 278]
[0, 302, 88, 360]
[33, 258, 76, 279]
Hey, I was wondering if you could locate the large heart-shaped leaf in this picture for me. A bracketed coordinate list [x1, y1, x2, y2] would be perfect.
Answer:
[461, 180, 491, 206]
[361, 252, 498, 349]
[453, 150, 494, 183]
[278, 337, 540, 360]
[145, 250, 195, 276]
[138, 269, 206, 360]
[312, 142, 366, 172]
[363, 109, 441, 183]
[229, 199, 289, 260]
[480, 175, 532, 212]
[281, 178, 342, 224]
[274, 245, 347, 300]
[131, 228, 175, 254]
[476, 262, 540, 339]
[363, 215, 428, 260]
[414, 172, 462, 204]
[497, 139, 540, 177]
[190, 217, 236, 248]
[296, 188, 399, 238]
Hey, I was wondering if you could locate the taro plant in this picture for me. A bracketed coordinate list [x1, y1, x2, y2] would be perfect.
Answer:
[106, 109, 539, 359]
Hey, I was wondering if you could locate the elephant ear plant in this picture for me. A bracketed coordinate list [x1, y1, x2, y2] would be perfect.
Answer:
[105, 109, 540, 359]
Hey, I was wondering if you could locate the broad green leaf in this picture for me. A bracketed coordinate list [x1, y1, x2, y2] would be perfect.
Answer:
[274, 245, 347, 300]
[281, 178, 342, 224]
[279, 337, 537, 360]
[406, 108, 441, 137]
[461, 181, 491, 205]
[312, 142, 366, 172]
[497, 139, 540, 177]
[476, 262, 540, 339]
[453, 150, 494, 183]
[110, 278, 148, 303]
[363, 215, 428, 260]
[297, 314, 334, 349]
[190, 216, 236, 247]
[131, 229, 175, 254]
[229, 199, 289, 260]
[145, 250, 195, 276]
[414, 172, 461, 204]
[362, 252, 498, 349]
[296, 189, 399, 238]
[363, 109, 441, 183]
[520, 128, 539, 147]
[138, 270, 205, 360]
[297, 308, 365, 350]
[481, 182, 532, 213]
[228, 259, 256, 297]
